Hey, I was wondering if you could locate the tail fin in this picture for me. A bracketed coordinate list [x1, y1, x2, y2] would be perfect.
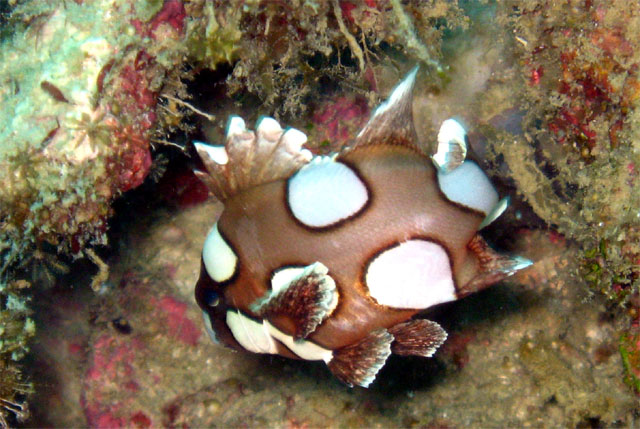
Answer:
[460, 234, 533, 297]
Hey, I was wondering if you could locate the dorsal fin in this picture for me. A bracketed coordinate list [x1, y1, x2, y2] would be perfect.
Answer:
[349, 66, 422, 153]
[194, 116, 312, 202]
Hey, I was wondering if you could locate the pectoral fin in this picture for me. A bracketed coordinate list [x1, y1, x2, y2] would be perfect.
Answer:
[250, 262, 338, 339]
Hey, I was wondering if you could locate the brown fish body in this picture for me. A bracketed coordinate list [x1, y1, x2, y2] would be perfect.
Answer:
[217, 144, 483, 350]
[194, 68, 532, 387]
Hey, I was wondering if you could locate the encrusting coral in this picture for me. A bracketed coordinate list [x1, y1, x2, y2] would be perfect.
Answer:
[490, 0, 640, 391]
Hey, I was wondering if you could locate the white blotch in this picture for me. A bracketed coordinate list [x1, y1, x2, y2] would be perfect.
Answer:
[193, 142, 229, 165]
[365, 240, 456, 309]
[202, 311, 220, 345]
[202, 223, 238, 282]
[226, 310, 278, 354]
[437, 160, 499, 215]
[265, 321, 333, 362]
[288, 157, 368, 228]
[226, 115, 246, 138]
[479, 196, 510, 229]
[271, 266, 306, 294]
[432, 118, 467, 173]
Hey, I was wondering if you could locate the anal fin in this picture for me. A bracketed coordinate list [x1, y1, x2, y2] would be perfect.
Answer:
[388, 319, 447, 357]
[327, 329, 393, 388]
[250, 262, 337, 339]
[460, 234, 533, 297]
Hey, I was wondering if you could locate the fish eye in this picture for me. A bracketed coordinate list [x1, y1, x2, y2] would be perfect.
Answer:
[205, 290, 220, 307]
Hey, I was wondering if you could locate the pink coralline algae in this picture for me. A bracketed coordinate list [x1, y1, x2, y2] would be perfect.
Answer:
[131, 0, 186, 38]
[82, 334, 147, 428]
[153, 296, 201, 347]
[157, 163, 210, 208]
[311, 95, 369, 149]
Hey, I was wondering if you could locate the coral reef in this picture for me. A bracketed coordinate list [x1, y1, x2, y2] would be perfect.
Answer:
[0, 0, 468, 278]
[481, 0, 640, 394]
[0, 0, 471, 419]
[189, 0, 467, 119]
[27, 198, 639, 427]
[0, 0, 188, 421]
[492, 0, 640, 304]
[3, 0, 640, 424]
[0, 279, 34, 427]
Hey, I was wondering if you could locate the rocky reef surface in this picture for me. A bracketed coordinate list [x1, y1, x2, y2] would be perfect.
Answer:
[1, 0, 639, 426]
[28, 200, 638, 427]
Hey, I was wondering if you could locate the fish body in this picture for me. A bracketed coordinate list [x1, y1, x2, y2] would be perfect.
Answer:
[194, 68, 531, 387]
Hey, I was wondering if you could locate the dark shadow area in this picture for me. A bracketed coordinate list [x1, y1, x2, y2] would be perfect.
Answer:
[370, 282, 541, 396]
[21, 256, 98, 427]
[239, 280, 542, 399]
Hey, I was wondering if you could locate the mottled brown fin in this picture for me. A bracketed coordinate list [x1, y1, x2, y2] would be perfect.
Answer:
[328, 329, 393, 388]
[349, 67, 423, 153]
[388, 319, 447, 357]
[194, 116, 312, 201]
[432, 118, 468, 173]
[460, 234, 533, 297]
[249, 263, 337, 340]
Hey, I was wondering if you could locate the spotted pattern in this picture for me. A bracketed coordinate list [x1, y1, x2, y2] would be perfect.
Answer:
[436, 160, 499, 215]
[265, 321, 333, 362]
[226, 310, 277, 354]
[225, 308, 334, 362]
[202, 223, 238, 283]
[364, 239, 456, 309]
[287, 157, 369, 228]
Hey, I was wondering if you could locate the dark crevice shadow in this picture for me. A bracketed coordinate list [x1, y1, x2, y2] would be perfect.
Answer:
[21, 257, 98, 427]
[240, 282, 542, 400]
[369, 282, 541, 396]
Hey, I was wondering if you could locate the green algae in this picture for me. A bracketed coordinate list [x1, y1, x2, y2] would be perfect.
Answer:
[620, 333, 640, 393]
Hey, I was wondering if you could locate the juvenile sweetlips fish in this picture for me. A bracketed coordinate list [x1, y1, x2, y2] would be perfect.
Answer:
[193, 67, 532, 388]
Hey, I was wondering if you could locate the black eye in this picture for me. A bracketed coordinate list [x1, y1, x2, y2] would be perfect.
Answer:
[205, 290, 220, 307]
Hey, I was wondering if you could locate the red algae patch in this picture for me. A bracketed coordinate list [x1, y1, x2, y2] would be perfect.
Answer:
[153, 295, 201, 346]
